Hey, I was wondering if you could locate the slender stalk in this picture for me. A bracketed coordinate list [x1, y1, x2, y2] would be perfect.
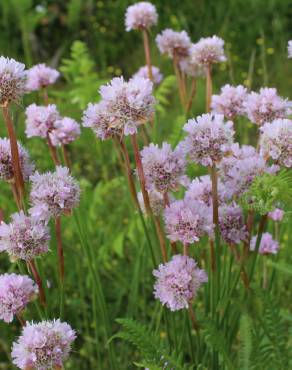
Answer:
[47, 133, 60, 166]
[173, 54, 185, 109]
[154, 216, 167, 262]
[0, 208, 3, 222]
[183, 243, 188, 256]
[131, 134, 151, 214]
[186, 78, 197, 114]
[16, 312, 26, 326]
[206, 65, 212, 112]
[62, 145, 71, 169]
[2, 105, 25, 201]
[210, 165, 219, 226]
[243, 210, 254, 256]
[43, 87, 49, 106]
[28, 259, 46, 306]
[163, 192, 177, 254]
[55, 216, 64, 281]
[188, 305, 199, 331]
[142, 29, 153, 81]
[11, 183, 21, 210]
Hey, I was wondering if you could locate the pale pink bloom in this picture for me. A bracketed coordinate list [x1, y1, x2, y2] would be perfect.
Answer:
[26, 63, 59, 91]
[156, 29, 191, 59]
[191, 36, 226, 66]
[25, 104, 60, 138]
[288, 40, 292, 58]
[250, 232, 279, 255]
[138, 188, 164, 216]
[268, 208, 284, 222]
[125, 2, 158, 31]
[219, 203, 248, 245]
[179, 44, 205, 77]
[133, 65, 163, 85]
[49, 117, 81, 146]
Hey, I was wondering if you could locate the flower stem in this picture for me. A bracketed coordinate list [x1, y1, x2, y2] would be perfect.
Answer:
[62, 144, 71, 169]
[142, 29, 153, 81]
[46, 133, 60, 166]
[163, 192, 177, 254]
[183, 243, 188, 256]
[210, 165, 219, 226]
[186, 78, 197, 114]
[154, 216, 168, 262]
[16, 312, 26, 327]
[28, 259, 46, 307]
[206, 65, 212, 112]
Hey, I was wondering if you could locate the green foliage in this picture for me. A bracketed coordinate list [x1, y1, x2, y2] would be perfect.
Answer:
[154, 75, 177, 115]
[238, 314, 253, 370]
[239, 170, 292, 215]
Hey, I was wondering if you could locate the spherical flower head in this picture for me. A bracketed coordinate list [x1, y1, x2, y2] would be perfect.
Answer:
[141, 142, 189, 193]
[219, 203, 247, 245]
[133, 65, 163, 85]
[11, 319, 76, 370]
[185, 175, 226, 207]
[125, 2, 158, 31]
[211, 84, 248, 119]
[0, 138, 34, 182]
[0, 56, 26, 106]
[138, 188, 164, 216]
[0, 211, 50, 261]
[26, 63, 60, 92]
[25, 104, 61, 138]
[288, 40, 292, 58]
[95, 76, 155, 137]
[153, 254, 208, 311]
[156, 29, 191, 59]
[30, 166, 80, 220]
[0, 273, 38, 323]
[259, 119, 292, 167]
[164, 199, 213, 244]
[49, 117, 81, 146]
[268, 208, 284, 222]
[182, 113, 234, 167]
[244, 88, 292, 125]
[191, 36, 226, 66]
[250, 232, 279, 255]
[179, 44, 205, 77]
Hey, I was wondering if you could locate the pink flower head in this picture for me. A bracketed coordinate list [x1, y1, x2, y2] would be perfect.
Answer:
[138, 188, 164, 216]
[268, 208, 284, 222]
[0, 273, 38, 323]
[11, 319, 76, 369]
[164, 199, 213, 244]
[179, 44, 205, 77]
[182, 113, 234, 167]
[211, 84, 248, 119]
[0, 138, 34, 182]
[140, 142, 189, 193]
[0, 211, 50, 261]
[25, 103, 61, 138]
[250, 232, 279, 255]
[260, 119, 292, 167]
[219, 202, 248, 245]
[125, 2, 158, 31]
[49, 117, 81, 146]
[191, 36, 226, 66]
[185, 175, 226, 207]
[244, 88, 291, 125]
[153, 254, 208, 311]
[83, 76, 155, 139]
[133, 65, 163, 85]
[156, 29, 191, 59]
[288, 40, 292, 58]
[30, 166, 80, 221]
[0, 56, 26, 106]
[26, 63, 59, 92]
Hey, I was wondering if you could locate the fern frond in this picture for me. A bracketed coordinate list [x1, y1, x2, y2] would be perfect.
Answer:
[154, 75, 177, 115]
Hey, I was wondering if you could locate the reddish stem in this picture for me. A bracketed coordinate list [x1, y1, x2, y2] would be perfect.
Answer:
[210, 165, 219, 226]
[47, 133, 60, 166]
[62, 145, 71, 170]
[0, 208, 3, 222]
[186, 78, 197, 113]
[142, 29, 153, 81]
[206, 65, 212, 112]
[163, 193, 177, 254]
[16, 312, 26, 327]
[55, 216, 64, 282]
[154, 216, 168, 262]
[28, 260, 46, 306]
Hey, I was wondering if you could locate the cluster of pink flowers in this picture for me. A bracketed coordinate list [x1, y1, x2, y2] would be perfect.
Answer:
[260, 118, 292, 167]
[153, 254, 208, 311]
[0, 56, 26, 105]
[219, 203, 247, 245]
[0, 138, 34, 182]
[182, 113, 234, 167]
[140, 142, 188, 193]
[30, 166, 80, 221]
[268, 208, 284, 222]
[190, 36, 226, 66]
[25, 103, 60, 138]
[244, 88, 291, 125]
[11, 319, 76, 370]
[133, 65, 163, 85]
[83, 76, 155, 139]
[0, 211, 50, 261]
[250, 232, 279, 255]
[26, 63, 59, 92]
[211, 84, 248, 119]
[179, 44, 205, 77]
[138, 188, 164, 216]
[0, 273, 38, 323]
[125, 2, 158, 31]
[156, 29, 191, 59]
[164, 199, 213, 244]
[49, 117, 81, 146]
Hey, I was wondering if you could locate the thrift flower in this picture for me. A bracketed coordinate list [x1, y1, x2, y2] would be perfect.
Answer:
[260, 119, 292, 167]
[211, 84, 248, 119]
[0, 273, 38, 323]
[179, 44, 205, 77]
[125, 2, 158, 31]
[156, 29, 191, 59]
[0, 138, 34, 182]
[153, 254, 208, 311]
[164, 199, 213, 244]
[0, 56, 26, 106]
[26, 63, 59, 92]
[0, 211, 50, 261]
[140, 142, 189, 193]
[138, 188, 164, 216]
[182, 113, 234, 167]
[244, 88, 291, 125]
[268, 208, 284, 222]
[191, 36, 226, 66]
[30, 166, 80, 220]
[49, 117, 81, 146]
[133, 65, 163, 85]
[219, 203, 248, 245]
[25, 104, 60, 138]
[11, 319, 76, 370]
[250, 232, 279, 255]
